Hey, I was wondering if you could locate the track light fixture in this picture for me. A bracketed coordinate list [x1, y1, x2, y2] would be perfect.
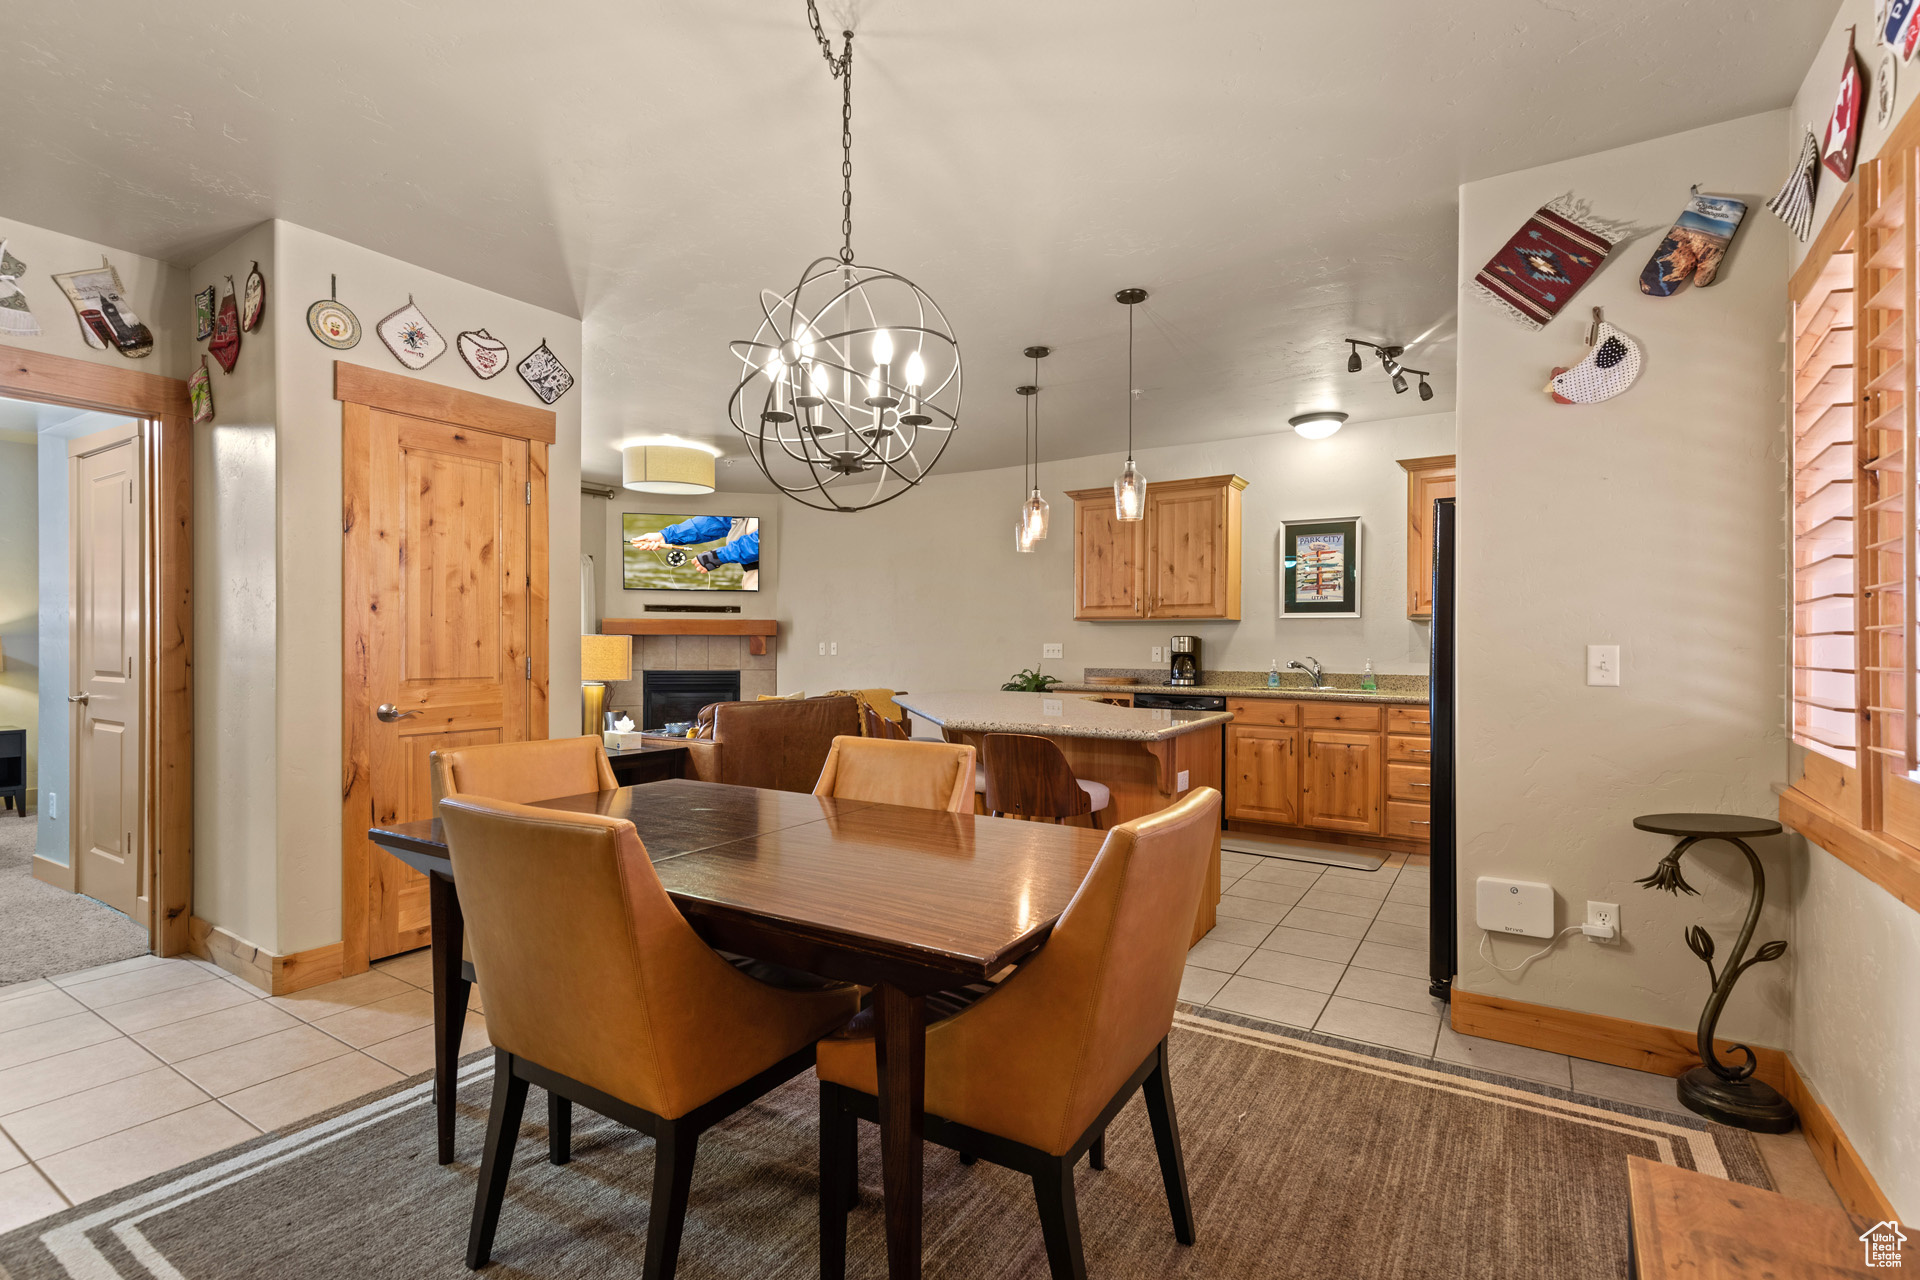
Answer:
[1344, 338, 1431, 401]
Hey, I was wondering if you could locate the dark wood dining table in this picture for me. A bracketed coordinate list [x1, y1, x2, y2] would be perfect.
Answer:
[368, 776, 1109, 1280]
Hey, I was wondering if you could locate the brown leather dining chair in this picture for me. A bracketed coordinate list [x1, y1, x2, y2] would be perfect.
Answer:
[426, 736, 621, 1159]
[816, 787, 1221, 1280]
[982, 732, 1112, 828]
[438, 795, 859, 1279]
[681, 694, 861, 791]
[812, 735, 977, 812]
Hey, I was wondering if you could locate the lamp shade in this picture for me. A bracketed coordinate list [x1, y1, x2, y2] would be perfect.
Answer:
[622, 444, 716, 494]
[580, 634, 633, 683]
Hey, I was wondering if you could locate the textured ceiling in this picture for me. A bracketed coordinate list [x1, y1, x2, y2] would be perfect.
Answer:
[1, 1, 1835, 486]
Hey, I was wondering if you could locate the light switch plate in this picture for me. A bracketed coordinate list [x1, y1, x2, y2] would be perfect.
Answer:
[1586, 644, 1620, 686]
[829, 641, 838, 656]
[1043, 643, 1063, 660]
[1152, 646, 1163, 663]
[817, 641, 825, 656]
[1475, 876, 1555, 938]
[1042, 698, 1064, 716]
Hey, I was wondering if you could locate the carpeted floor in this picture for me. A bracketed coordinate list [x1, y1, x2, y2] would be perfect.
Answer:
[0, 1008, 1769, 1280]
[0, 812, 149, 986]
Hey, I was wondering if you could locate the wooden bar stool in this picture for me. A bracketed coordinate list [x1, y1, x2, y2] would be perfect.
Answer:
[982, 732, 1110, 828]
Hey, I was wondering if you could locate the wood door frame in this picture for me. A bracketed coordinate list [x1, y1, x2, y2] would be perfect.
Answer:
[0, 343, 194, 956]
[335, 362, 553, 974]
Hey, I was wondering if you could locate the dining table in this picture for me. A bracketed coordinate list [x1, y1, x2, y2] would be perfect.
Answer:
[367, 776, 1110, 1280]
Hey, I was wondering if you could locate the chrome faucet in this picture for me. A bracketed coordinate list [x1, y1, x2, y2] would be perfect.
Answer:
[1287, 657, 1326, 689]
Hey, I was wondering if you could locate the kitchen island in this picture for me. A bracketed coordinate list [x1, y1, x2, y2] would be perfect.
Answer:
[895, 691, 1229, 941]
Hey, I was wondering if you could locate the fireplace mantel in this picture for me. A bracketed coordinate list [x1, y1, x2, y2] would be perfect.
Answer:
[600, 617, 777, 656]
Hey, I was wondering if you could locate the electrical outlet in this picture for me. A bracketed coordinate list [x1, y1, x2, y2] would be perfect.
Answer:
[1152, 645, 1163, 663]
[818, 641, 826, 656]
[1043, 643, 1063, 660]
[48, 792, 56, 820]
[1176, 769, 1190, 791]
[1585, 900, 1620, 942]
[829, 641, 838, 656]
[1586, 644, 1620, 687]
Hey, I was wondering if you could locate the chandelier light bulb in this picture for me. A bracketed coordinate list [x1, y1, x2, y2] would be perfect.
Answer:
[904, 350, 925, 387]
[871, 329, 894, 366]
[1115, 458, 1147, 521]
[1015, 517, 1036, 553]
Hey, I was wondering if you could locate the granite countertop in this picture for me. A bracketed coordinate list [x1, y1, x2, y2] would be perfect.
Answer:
[1051, 682, 1427, 707]
[1053, 667, 1429, 707]
[896, 691, 1233, 742]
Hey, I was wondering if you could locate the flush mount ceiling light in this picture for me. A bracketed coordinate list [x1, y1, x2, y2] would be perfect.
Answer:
[1289, 411, 1348, 440]
[1113, 288, 1148, 521]
[1015, 345, 1051, 551]
[1345, 338, 1431, 401]
[724, 2, 962, 513]
[621, 437, 720, 494]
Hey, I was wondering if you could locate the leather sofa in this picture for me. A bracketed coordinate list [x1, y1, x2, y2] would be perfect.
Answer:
[683, 694, 862, 792]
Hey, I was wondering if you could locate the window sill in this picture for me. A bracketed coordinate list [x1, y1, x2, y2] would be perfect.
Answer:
[1777, 784, 1920, 914]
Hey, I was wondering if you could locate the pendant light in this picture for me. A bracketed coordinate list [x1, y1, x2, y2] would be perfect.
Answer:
[724, 3, 963, 513]
[1015, 379, 1038, 552]
[1021, 345, 1051, 543]
[1113, 288, 1148, 521]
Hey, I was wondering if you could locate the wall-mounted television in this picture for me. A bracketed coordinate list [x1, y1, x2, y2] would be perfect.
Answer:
[622, 514, 761, 591]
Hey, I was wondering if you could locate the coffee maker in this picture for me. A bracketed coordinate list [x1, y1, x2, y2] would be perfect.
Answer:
[1168, 635, 1201, 686]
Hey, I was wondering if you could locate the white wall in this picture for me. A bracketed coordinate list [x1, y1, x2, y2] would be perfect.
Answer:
[0, 215, 191, 380]
[771, 412, 1452, 698]
[1454, 112, 1793, 1044]
[270, 221, 583, 954]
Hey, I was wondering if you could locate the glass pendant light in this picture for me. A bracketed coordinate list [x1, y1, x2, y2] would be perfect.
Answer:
[1015, 378, 1038, 552]
[1021, 346, 1051, 541]
[1113, 288, 1148, 521]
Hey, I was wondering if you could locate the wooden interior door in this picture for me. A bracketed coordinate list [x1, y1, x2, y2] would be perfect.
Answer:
[1226, 725, 1298, 825]
[70, 422, 143, 919]
[1145, 484, 1224, 618]
[1073, 495, 1144, 619]
[1300, 730, 1382, 834]
[343, 404, 543, 965]
[1400, 455, 1457, 620]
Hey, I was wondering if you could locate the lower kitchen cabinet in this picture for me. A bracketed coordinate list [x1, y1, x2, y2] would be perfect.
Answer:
[1226, 724, 1299, 825]
[1300, 730, 1382, 834]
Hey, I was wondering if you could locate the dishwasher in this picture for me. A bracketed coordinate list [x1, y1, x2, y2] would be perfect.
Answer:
[1130, 691, 1226, 713]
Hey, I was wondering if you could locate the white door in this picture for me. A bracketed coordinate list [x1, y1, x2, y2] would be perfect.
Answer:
[70, 423, 142, 920]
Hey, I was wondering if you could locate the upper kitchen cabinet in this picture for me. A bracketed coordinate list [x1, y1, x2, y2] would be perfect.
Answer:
[1068, 475, 1246, 621]
[1398, 455, 1455, 620]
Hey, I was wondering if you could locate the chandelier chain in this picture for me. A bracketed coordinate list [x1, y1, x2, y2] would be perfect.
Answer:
[805, 1, 857, 263]
[1126, 303, 1135, 460]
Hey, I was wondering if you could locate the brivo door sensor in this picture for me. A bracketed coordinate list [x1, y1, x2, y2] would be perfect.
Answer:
[1475, 877, 1555, 939]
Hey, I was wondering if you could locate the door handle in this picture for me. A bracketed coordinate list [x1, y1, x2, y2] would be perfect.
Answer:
[67, 692, 89, 704]
[376, 703, 422, 723]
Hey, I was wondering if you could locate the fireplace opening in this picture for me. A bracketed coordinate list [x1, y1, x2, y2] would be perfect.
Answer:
[642, 669, 742, 730]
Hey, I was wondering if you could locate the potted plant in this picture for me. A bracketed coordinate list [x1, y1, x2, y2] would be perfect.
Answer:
[1001, 666, 1060, 692]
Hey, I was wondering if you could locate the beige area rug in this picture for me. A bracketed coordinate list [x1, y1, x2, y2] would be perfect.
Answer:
[0, 812, 148, 985]
[0, 1009, 1768, 1279]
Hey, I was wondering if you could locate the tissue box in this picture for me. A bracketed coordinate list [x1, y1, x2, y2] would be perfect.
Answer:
[603, 730, 651, 751]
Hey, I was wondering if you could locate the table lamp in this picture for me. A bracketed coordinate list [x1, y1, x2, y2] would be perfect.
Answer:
[580, 634, 633, 735]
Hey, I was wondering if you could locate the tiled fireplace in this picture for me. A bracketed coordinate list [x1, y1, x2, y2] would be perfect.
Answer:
[602, 632, 778, 727]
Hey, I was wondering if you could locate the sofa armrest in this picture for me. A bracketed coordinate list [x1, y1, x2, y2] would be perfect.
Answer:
[680, 739, 722, 783]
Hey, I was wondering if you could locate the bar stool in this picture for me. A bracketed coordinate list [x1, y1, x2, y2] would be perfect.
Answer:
[981, 732, 1110, 828]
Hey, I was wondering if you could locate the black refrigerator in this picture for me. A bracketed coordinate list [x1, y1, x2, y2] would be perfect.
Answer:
[1427, 497, 1457, 1001]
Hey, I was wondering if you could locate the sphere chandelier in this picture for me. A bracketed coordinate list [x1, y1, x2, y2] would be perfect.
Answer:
[726, 3, 962, 513]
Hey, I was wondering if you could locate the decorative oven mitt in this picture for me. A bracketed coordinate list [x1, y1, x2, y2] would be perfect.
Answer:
[1640, 186, 1748, 296]
[1548, 310, 1643, 404]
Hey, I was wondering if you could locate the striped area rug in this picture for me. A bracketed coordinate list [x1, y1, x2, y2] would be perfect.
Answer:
[0, 1008, 1767, 1279]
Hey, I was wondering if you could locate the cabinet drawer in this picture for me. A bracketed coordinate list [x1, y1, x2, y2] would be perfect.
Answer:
[1384, 800, 1432, 840]
[1227, 698, 1298, 727]
[1387, 707, 1431, 735]
[1300, 702, 1384, 731]
[1387, 734, 1433, 762]
[1386, 762, 1431, 801]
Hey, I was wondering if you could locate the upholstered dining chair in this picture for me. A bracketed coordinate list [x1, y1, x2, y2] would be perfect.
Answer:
[981, 732, 1112, 828]
[812, 735, 976, 812]
[815, 787, 1221, 1280]
[438, 796, 859, 1278]
[426, 736, 621, 1158]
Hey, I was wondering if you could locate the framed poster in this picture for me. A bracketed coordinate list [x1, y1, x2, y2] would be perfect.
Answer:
[1281, 517, 1362, 617]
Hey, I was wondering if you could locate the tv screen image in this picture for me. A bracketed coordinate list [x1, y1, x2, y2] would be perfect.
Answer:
[623, 514, 761, 591]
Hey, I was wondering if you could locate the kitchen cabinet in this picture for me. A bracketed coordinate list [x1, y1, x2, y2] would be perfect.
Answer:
[1223, 696, 1431, 846]
[1067, 474, 1246, 621]
[1398, 454, 1456, 620]
[1301, 730, 1382, 834]
[1226, 724, 1299, 825]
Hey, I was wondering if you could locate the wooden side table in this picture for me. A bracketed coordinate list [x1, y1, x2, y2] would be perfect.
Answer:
[1632, 812, 1794, 1132]
[0, 726, 25, 817]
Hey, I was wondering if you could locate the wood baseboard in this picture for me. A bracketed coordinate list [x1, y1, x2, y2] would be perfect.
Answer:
[188, 916, 345, 996]
[1450, 988, 1788, 1092]
[1452, 989, 1898, 1223]
[1780, 1057, 1900, 1224]
[31, 854, 74, 892]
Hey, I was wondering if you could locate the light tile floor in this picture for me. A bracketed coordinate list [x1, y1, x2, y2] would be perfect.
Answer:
[0, 873, 1846, 1234]
[0, 950, 485, 1232]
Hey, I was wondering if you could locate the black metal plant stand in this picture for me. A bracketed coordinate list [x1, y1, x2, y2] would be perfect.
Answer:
[1631, 813, 1797, 1133]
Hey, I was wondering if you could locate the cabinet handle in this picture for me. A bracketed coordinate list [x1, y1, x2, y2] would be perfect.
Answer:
[1409, 747, 1430, 755]
[1411, 820, 1430, 826]
[1410, 781, 1430, 788]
